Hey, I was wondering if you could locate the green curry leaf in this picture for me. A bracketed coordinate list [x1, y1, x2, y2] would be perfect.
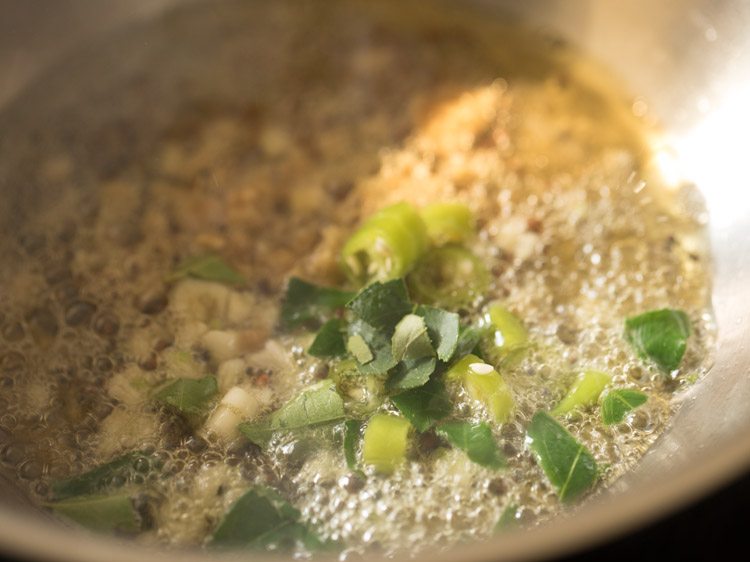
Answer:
[415, 306, 460, 362]
[387, 355, 436, 391]
[168, 255, 246, 285]
[280, 277, 354, 331]
[494, 503, 520, 532]
[50, 451, 155, 501]
[601, 389, 648, 425]
[436, 421, 506, 470]
[526, 412, 598, 503]
[153, 376, 218, 418]
[239, 380, 345, 447]
[47, 493, 141, 534]
[387, 313, 437, 391]
[391, 314, 433, 363]
[270, 380, 345, 430]
[209, 488, 327, 550]
[346, 279, 412, 333]
[624, 308, 691, 372]
[453, 324, 488, 361]
[343, 420, 363, 470]
[308, 319, 347, 358]
[347, 319, 397, 375]
[391, 377, 452, 432]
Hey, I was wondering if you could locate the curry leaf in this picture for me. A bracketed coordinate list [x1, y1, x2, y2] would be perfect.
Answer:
[347, 319, 397, 375]
[343, 420, 363, 470]
[309, 319, 347, 358]
[495, 504, 520, 532]
[153, 376, 218, 417]
[237, 423, 276, 448]
[387, 314, 437, 391]
[453, 324, 488, 361]
[209, 488, 326, 550]
[270, 380, 345, 430]
[51, 451, 154, 501]
[416, 306, 460, 362]
[436, 421, 506, 470]
[239, 380, 345, 447]
[168, 255, 245, 285]
[387, 355, 437, 391]
[391, 314, 433, 363]
[346, 279, 412, 333]
[47, 493, 140, 534]
[526, 411, 598, 503]
[601, 389, 648, 425]
[391, 377, 452, 432]
[347, 334, 374, 364]
[624, 308, 691, 372]
[280, 277, 354, 330]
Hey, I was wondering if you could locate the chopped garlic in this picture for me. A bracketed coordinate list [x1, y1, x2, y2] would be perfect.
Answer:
[107, 365, 153, 406]
[217, 358, 248, 394]
[169, 279, 256, 326]
[97, 407, 160, 457]
[201, 330, 243, 363]
[203, 385, 271, 441]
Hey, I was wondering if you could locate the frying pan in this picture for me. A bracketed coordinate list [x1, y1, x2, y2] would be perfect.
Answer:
[0, 1, 748, 560]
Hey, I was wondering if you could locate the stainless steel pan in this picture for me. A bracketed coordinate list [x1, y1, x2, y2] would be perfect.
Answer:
[0, 1, 748, 560]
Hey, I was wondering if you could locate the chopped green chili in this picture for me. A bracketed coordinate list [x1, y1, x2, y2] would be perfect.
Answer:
[407, 246, 489, 308]
[362, 414, 411, 474]
[485, 303, 529, 362]
[341, 202, 428, 285]
[446, 355, 514, 424]
[330, 360, 387, 418]
[551, 370, 611, 417]
[420, 202, 475, 246]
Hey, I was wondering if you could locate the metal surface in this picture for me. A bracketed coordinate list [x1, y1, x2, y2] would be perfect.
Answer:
[0, 0, 749, 560]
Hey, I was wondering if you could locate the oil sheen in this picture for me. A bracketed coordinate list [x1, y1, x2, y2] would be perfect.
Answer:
[0, 0, 714, 558]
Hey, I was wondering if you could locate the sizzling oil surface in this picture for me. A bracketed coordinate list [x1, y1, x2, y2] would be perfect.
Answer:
[0, 0, 713, 557]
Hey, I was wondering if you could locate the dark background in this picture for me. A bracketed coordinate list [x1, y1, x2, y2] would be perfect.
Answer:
[559, 472, 748, 561]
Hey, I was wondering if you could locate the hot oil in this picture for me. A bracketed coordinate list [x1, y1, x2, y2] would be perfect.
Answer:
[0, 0, 714, 557]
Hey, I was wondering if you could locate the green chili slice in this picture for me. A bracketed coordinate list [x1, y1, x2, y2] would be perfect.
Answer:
[341, 203, 428, 285]
[487, 303, 528, 351]
[361, 414, 411, 474]
[407, 245, 489, 308]
[420, 202, 475, 246]
[446, 355, 514, 424]
[551, 370, 611, 417]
